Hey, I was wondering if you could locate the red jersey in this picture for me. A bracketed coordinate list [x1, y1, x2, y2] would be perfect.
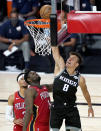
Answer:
[13, 91, 25, 131]
[27, 86, 51, 131]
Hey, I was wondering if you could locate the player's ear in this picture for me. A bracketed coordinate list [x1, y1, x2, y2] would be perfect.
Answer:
[76, 62, 79, 68]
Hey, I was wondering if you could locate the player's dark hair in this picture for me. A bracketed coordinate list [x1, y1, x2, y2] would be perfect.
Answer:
[24, 70, 41, 85]
[69, 51, 83, 66]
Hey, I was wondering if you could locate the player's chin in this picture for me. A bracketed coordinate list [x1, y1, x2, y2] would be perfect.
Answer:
[21, 84, 28, 88]
[22, 86, 28, 89]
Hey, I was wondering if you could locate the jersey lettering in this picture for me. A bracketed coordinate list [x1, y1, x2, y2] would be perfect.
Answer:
[40, 91, 50, 100]
[59, 75, 77, 87]
[15, 102, 25, 110]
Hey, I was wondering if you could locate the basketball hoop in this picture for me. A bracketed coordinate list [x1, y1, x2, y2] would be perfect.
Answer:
[24, 19, 51, 56]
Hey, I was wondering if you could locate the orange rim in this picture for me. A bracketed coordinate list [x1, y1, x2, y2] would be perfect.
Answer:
[24, 19, 50, 28]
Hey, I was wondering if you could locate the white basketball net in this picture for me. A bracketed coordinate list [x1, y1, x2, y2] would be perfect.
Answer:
[25, 19, 51, 56]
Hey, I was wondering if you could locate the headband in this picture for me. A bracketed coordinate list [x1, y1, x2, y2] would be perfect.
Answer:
[17, 73, 25, 82]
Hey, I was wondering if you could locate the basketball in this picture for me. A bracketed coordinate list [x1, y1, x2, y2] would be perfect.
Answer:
[40, 5, 51, 19]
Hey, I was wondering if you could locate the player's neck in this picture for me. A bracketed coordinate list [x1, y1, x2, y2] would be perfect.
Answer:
[31, 82, 40, 86]
[19, 89, 25, 98]
[66, 67, 76, 76]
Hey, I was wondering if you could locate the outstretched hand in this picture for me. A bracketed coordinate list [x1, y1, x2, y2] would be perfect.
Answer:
[13, 118, 23, 126]
[88, 107, 94, 117]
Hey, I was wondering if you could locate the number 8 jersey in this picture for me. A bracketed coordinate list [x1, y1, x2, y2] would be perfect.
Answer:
[53, 69, 80, 107]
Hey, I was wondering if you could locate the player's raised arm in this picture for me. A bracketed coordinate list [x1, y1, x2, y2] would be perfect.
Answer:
[51, 46, 65, 75]
[50, 3, 65, 75]
[79, 76, 94, 117]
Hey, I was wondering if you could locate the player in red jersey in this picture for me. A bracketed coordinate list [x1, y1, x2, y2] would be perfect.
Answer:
[23, 70, 53, 131]
[5, 72, 28, 131]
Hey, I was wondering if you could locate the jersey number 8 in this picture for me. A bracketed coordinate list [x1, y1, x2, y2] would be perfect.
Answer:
[63, 84, 69, 92]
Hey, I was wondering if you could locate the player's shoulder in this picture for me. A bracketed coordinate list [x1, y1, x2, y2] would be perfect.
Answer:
[26, 87, 35, 92]
[25, 87, 37, 96]
[8, 94, 14, 103]
[79, 75, 86, 85]
[54, 68, 65, 78]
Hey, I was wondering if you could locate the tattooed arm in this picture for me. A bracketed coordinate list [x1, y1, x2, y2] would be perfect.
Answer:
[23, 88, 37, 131]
